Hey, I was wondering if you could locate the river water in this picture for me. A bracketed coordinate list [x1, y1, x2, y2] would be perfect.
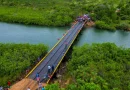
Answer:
[0, 22, 130, 49]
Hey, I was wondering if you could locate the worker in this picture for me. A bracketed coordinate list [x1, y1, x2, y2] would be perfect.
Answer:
[26, 69, 29, 74]
[7, 81, 11, 88]
[36, 73, 40, 83]
[0, 86, 3, 90]
[36, 73, 39, 77]
[42, 86, 45, 90]
[38, 82, 42, 90]
[51, 65, 54, 72]
[47, 65, 51, 74]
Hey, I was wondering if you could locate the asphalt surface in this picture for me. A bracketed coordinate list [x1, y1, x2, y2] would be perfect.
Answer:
[28, 21, 85, 83]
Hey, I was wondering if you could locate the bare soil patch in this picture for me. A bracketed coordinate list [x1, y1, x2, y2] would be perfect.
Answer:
[9, 78, 46, 90]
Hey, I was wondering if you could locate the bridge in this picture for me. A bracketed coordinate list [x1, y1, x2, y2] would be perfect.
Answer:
[10, 18, 89, 90]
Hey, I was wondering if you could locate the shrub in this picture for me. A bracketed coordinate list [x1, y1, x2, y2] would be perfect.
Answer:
[0, 43, 48, 86]
[116, 22, 130, 30]
[95, 20, 116, 30]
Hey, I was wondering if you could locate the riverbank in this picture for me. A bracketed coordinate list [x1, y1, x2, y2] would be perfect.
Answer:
[0, 0, 130, 30]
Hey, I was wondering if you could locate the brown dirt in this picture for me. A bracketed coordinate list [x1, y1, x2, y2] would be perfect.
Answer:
[9, 78, 47, 90]
[86, 21, 95, 27]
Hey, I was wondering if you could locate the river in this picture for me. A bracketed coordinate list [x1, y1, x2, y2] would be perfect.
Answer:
[0, 22, 130, 49]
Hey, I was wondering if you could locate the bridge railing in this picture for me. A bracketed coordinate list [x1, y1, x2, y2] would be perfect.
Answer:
[21, 21, 79, 90]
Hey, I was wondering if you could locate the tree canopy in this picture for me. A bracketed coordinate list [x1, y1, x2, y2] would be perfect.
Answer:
[46, 43, 130, 90]
[0, 0, 130, 30]
[0, 43, 48, 86]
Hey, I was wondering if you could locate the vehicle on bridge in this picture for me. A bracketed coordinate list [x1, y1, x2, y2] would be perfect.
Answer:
[76, 14, 91, 22]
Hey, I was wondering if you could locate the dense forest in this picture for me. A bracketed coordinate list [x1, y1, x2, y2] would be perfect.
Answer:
[45, 43, 130, 90]
[0, 0, 130, 30]
[0, 43, 48, 86]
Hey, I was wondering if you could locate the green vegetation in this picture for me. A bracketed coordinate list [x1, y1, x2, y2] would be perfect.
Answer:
[45, 43, 130, 90]
[0, 0, 130, 30]
[0, 43, 48, 86]
[95, 21, 116, 31]
[0, 0, 74, 26]
[92, 0, 130, 31]
[116, 22, 130, 31]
